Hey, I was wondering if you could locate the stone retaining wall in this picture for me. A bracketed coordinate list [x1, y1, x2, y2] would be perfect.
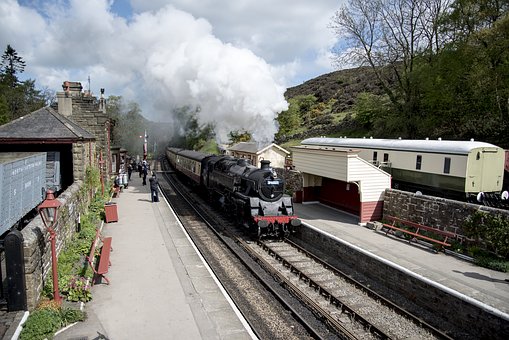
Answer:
[291, 224, 509, 339]
[21, 181, 90, 310]
[274, 168, 303, 194]
[383, 189, 509, 236]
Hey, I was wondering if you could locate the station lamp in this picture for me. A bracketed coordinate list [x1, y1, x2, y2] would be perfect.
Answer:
[38, 189, 62, 304]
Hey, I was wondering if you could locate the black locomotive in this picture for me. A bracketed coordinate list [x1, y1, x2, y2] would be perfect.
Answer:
[166, 147, 300, 238]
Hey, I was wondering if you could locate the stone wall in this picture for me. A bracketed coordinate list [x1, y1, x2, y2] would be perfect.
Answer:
[383, 189, 509, 236]
[275, 168, 303, 194]
[72, 141, 96, 181]
[21, 181, 90, 310]
[69, 97, 109, 157]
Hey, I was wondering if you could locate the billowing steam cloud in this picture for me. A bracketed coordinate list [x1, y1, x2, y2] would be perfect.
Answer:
[135, 6, 288, 143]
[0, 0, 288, 143]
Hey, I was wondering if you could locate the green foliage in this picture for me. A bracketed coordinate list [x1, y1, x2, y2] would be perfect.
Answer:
[0, 95, 8, 125]
[318, 1, 509, 146]
[353, 92, 392, 133]
[20, 308, 61, 340]
[42, 190, 105, 301]
[463, 211, 509, 266]
[0, 45, 46, 123]
[84, 166, 101, 192]
[20, 306, 86, 340]
[198, 139, 220, 154]
[276, 99, 302, 139]
[228, 130, 252, 145]
[1, 44, 25, 86]
[66, 276, 92, 302]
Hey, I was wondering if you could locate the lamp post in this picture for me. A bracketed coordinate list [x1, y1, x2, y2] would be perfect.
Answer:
[38, 189, 62, 304]
[99, 151, 105, 196]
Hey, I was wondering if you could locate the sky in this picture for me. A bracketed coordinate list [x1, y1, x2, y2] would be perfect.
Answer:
[0, 0, 345, 143]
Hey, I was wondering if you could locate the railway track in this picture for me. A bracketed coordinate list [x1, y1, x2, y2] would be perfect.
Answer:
[158, 161, 325, 339]
[245, 239, 452, 340]
[158, 158, 453, 339]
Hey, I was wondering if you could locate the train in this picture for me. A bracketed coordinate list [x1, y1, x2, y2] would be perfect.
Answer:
[301, 137, 508, 205]
[166, 147, 301, 238]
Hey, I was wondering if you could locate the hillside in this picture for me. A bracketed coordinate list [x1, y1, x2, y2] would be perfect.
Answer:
[278, 67, 386, 146]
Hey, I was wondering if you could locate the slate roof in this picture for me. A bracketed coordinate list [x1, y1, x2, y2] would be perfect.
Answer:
[228, 142, 290, 155]
[0, 107, 95, 143]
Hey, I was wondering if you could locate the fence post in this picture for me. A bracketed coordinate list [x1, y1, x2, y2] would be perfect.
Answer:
[5, 229, 27, 311]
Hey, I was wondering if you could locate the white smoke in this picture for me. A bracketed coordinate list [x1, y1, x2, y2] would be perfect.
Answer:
[0, 0, 288, 144]
[134, 6, 288, 143]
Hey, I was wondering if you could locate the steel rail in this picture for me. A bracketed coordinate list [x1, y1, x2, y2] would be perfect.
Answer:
[262, 239, 453, 340]
[158, 159, 332, 339]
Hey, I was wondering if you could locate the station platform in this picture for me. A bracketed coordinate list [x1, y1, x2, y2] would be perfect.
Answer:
[294, 202, 509, 316]
[53, 172, 255, 340]
[16, 174, 509, 339]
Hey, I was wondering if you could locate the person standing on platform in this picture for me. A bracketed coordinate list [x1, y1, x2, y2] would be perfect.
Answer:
[127, 162, 133, 181]
[142, 161, 148, 185]
[149, 172, 159, 202]
[138, 161, 142, 178]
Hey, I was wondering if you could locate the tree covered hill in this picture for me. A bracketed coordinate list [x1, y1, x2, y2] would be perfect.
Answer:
[278, 1, 509, 150]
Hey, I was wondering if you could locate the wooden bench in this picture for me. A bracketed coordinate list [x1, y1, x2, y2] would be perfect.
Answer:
[87, 228, 113, 285]
[381, 215, 456, 250]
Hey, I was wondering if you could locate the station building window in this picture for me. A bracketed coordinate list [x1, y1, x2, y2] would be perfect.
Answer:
[444, 157, 451, 174]
[372, 151, 378, 164]
[383, 153, 389, 163]
[416, 155, 422, 170]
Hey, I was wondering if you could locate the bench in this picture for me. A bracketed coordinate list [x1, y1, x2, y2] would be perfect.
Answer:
[87, 228, 113, 285]
[381, 215, 456, 250]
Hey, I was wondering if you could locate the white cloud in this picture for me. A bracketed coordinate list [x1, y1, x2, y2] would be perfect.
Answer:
[1, 0, 345, 142]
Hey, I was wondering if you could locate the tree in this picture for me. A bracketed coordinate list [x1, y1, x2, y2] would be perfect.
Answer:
[228, 130, 252, 145]
[408, 3, 509, 146]
[0, 45, 46, 123]
[1, 44, 26, 88]
[330, 0, 453, 137]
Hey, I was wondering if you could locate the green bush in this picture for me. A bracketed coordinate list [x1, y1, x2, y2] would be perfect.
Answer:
[66, 276, 92, 302]
[463, 211, 509, 272]
[20, 306, 85, 340]
[464, 211, 509, 259]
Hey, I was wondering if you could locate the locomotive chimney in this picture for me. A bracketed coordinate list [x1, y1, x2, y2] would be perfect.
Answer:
[260, 160, 271, 170]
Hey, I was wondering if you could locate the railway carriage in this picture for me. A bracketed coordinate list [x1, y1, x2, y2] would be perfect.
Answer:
[301, 137, 505, 200]
[166, 147, 300, 238]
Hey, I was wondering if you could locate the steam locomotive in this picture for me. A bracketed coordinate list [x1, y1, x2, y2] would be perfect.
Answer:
[166, 147, 301, 238]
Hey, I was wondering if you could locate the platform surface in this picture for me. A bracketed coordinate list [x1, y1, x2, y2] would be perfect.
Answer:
[53, 170, 254, 340]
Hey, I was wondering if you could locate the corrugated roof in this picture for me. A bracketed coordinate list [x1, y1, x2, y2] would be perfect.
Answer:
[301, 138, 501, 155]
[0, 107, 95, 142]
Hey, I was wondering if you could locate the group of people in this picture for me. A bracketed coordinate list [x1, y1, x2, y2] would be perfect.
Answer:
[125, 159, 159, 202]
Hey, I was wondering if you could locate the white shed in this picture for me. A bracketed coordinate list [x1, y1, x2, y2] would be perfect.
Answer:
[228, 142, 290, 168]
[291, 144, 391, 223]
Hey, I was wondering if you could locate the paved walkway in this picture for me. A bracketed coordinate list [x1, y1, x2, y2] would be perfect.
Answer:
[53, 171, 254, 340]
